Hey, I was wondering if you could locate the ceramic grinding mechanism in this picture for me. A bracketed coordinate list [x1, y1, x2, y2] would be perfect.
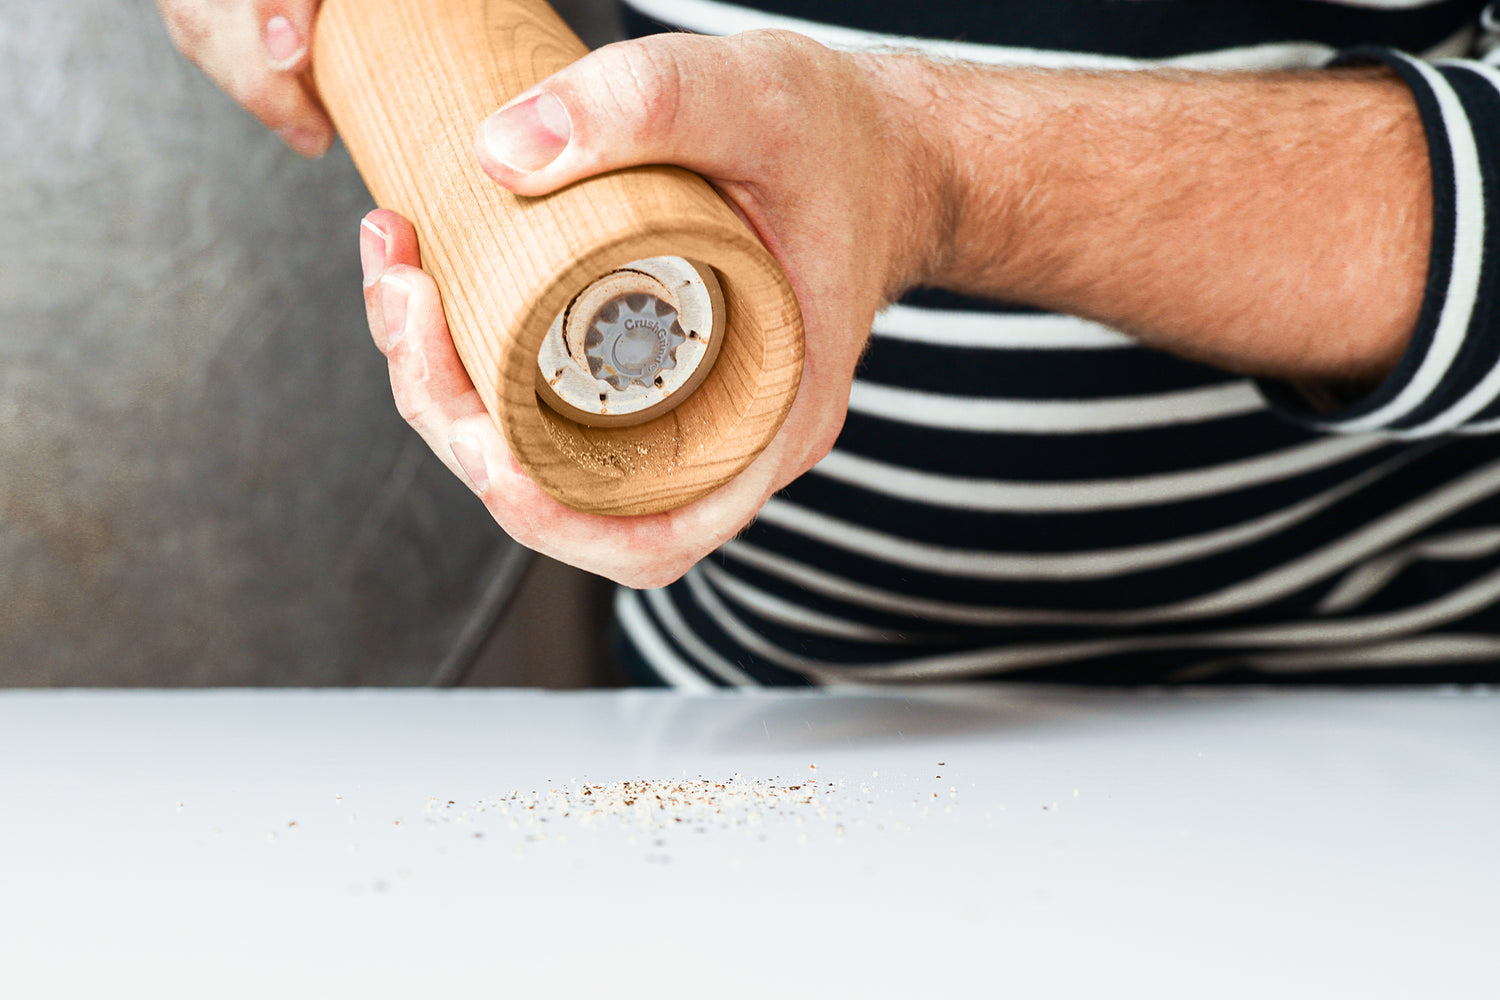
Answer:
[535, 257, 725, 427]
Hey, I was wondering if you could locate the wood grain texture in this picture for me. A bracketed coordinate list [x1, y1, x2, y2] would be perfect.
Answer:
[312, 0, 804, 515]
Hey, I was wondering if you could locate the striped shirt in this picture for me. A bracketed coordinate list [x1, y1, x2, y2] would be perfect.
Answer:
[615, 0, 1500, 686]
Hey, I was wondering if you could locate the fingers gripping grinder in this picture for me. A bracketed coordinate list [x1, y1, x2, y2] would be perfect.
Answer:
[313, 0, 804, 515]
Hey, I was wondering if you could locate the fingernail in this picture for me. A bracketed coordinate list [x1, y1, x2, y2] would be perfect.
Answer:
[359, 219, 387, 287]
[264, 16, 306, 70]
[449, 434, 490, 495]
[380, 275, 409, 350]
[277, 126, 331, 158]
[481, 92, 571, 173]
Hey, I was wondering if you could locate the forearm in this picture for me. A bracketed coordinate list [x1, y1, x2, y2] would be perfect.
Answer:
[874, 58, 1433, 384]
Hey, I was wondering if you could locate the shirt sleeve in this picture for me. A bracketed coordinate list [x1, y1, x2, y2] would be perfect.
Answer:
[1256, 42, 1500, 437]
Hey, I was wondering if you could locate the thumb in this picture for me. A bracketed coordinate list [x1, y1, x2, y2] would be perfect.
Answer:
[473, 31, 802, 196]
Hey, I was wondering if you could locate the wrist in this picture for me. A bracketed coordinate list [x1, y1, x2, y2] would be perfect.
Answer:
[854, 54, 1061, 303]
[851, 52, 971, 300]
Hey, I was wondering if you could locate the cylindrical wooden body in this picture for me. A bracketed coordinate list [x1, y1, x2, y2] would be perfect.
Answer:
[312, 0, 803, 515]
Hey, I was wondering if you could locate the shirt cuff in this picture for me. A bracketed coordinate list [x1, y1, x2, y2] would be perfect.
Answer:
[1257, 47, 1500, 437]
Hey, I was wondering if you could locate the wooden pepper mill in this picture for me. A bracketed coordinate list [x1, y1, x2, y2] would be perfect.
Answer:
[312, 0, 804, 516]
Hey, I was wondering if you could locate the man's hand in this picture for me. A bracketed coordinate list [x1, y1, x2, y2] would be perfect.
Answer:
[358, 31, 938, 587]
[156, 0, 332, 157]
[357, 29, 1433, 586]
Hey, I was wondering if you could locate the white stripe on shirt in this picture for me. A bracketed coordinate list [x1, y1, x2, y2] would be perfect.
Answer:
[1179, 635, 1500, 676]
[1393, 59, 1500, 434]
[872, 305, 1137, 349]
[848, 379, 1265, 433]
[809, 434, 1389, 512]
[754, 446, 1421, 580]
[615, 588, 717, 690]
[643, 586, 759, 685]
[727, 453, 1500, 625]
[1315, 524, 1500, 611]
[688, 559, 1500, 682]
[625, 0, 1473, 66]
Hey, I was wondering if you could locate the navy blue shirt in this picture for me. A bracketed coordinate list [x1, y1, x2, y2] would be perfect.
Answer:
[614, 1, 1500, 686]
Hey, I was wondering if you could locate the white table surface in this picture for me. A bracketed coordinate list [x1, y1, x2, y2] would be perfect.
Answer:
[1, 687, 1496, 999]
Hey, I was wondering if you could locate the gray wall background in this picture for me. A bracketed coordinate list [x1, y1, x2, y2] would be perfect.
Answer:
[0, 0, 621, 686]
